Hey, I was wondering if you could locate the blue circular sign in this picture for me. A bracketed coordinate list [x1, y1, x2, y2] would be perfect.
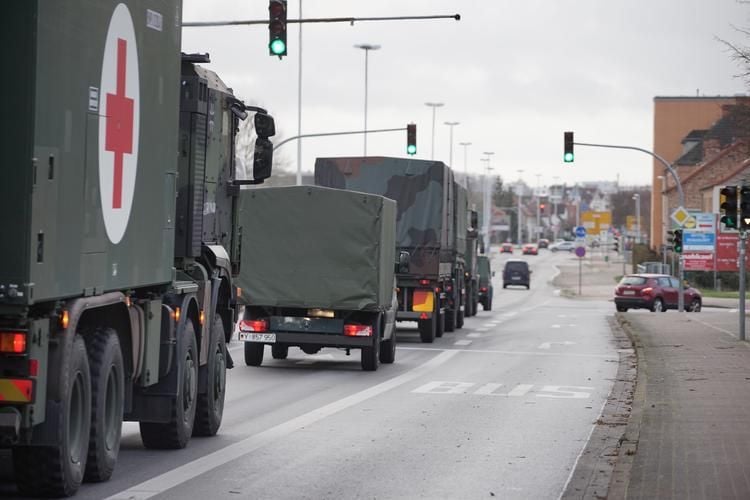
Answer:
[575, 226, 587, 238]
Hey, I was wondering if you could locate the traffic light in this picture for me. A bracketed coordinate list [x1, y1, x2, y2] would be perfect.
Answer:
[268, 0, 287, 57]
[563, 131, 574, 162]
[741, 186, 750, 230]
[407, 123, 417, 155]
[720, 186, 739, 229]
[613, 236, 619, 253]
[673, 229, 683, 253]
[539, 202, 545, 214]
[666, 230, 676, 251]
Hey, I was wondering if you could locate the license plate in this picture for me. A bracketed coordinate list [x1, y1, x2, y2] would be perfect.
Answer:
[623, 290, 635, 296]
[512, 276, 521, 280]
[240, 332, 276, 343]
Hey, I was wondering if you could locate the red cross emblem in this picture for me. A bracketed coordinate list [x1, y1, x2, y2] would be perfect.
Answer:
[105, 38, 134, 209]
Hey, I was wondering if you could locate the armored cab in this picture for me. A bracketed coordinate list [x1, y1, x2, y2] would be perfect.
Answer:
[314, 156, 467, 343]
[235, 186, 398, 371]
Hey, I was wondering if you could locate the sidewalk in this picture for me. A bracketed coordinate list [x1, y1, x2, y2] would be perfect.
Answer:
[557, 253, 750, 499]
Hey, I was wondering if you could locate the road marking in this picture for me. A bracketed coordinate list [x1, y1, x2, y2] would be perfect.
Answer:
[397, 346, 616, 360]
[475, 327, 490, 332]
[550, 324, 561, 329]
[538, 341, 576, 350]
[106, 350, 459, 500]
[454, 339, 472, 346]
[467, 333, 482, 338]
[412, 382, 591, 399]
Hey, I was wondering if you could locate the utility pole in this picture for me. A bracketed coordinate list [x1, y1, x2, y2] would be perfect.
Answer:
[425, 102, 444, 160]
[516, 170, 524, 245]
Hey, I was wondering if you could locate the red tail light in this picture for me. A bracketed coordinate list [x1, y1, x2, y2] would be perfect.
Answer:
[480, 287, 488, 292]
[641, 287, 653, 296]
[29, 359, 39, 376]
[419, 279, 430, 286]
[0, 332, 26, 354]
[239, 319, 268, 333]
[344, 324, 373, 337]
[419, 313, 428, 320]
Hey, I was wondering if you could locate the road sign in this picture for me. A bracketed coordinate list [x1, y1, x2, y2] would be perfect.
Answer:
[683, 231, 715, 252]
[670, 206, 691, 227]
[574, 226, 587, 238]
[575, 246, 586, 258]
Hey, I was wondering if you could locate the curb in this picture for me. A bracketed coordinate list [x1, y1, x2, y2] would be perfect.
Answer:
[561, 315, 638, 499]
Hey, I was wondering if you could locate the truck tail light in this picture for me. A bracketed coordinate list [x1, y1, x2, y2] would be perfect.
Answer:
[240, 319, 268, 333]
[344, 324, 372, 337]
[480, 287, 488, 292]
[29, 359, 39, 377]
[419, 279, 430, 286]
[0, 332, 26, 354]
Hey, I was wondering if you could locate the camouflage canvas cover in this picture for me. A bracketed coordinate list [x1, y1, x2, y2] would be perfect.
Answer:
[314, 157, 456, 277]
[478, 256, 492, 288]
[454, 182, 468, 261]
[237, 185, 396, 311]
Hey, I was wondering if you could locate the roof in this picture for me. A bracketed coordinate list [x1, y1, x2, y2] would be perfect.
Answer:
[674, 142, 703, 166]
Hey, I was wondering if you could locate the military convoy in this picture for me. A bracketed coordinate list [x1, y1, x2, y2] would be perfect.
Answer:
[315, 157, 475, 343]
[235, 186, 400, 371]
[1, 1, 273, 495]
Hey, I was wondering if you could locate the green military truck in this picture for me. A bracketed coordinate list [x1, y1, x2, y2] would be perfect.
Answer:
[464, 209, 481, 317]
[0, 1, 274, 495]
[478, 255, 494, 311]
[314, 157, 467, 343]
[235, 186, 399, 371]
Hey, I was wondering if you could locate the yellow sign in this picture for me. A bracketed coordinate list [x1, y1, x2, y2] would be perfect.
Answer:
[582, 211, 612, 235]
[670, 206, 690, 226]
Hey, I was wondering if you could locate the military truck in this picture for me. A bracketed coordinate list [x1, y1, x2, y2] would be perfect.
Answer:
[464, 209, 481, 317]
[235, 186, 399, 371]
[0, 2, 274, 495]
[478, 255, 494, 311]
[314, 157, 467, 343]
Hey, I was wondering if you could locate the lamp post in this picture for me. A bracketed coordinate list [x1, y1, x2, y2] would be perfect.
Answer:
[552, 175, 560, 240]
[632, 193, 641, 244]
[424, 102, 444, 160]
[516, 170, 524, 245]
[296, 0, 303, 185]
[354, 43, 381, 156]
[481, 152, 495, 250]
[444, 121, 460, 166]
[535, 173, 542, 238]
[459, 141, 472, 189]
[657, 175, 667, 266]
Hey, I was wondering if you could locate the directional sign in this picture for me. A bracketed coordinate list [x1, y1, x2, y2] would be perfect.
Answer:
[670, 206, 691, 227]
[574, 226, 587, 238]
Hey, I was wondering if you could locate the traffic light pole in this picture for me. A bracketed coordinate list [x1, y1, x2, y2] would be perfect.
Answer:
[183, 14, 461, 28]
[574, 140, 686, 311]
[272, 127, 405, 152]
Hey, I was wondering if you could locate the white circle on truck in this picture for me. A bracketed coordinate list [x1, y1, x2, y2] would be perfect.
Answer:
[98, 3, 140, 244]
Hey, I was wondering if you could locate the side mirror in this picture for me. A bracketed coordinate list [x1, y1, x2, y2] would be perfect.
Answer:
[252, 137, 273, 183]
[396, 251, 410, 274]
[255, 112, 276, 138]
[470, 210, 479, 230]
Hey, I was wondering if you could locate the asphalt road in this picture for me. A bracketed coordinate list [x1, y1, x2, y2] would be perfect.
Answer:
[1, 249, 620, 500]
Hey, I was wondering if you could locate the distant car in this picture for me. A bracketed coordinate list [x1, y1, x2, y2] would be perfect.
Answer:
[503, 259, 531, 289]
[500, 243, 514, 254]
[522, 243, 538, 255]
[477, 255, 494, 311]
[537, 238, 549, 249]
[614, 274, 702, 312]
[549, 240, 576, 252]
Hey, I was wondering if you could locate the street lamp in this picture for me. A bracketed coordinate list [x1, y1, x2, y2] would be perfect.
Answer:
[552, 176, 561, 241]
[354, 43, 381, 156]
[632, 193, 641, 244]
[424, 102, 444, 160]
[459, 141, 472, 188]
[516, 169, 524, 245]
[444, 121, 460, 166]
[482, 151, 495, 250]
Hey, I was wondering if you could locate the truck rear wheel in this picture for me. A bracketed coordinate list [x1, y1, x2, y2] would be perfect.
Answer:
[361, 315, 381, 371]
[194, 318, 226, 437]
[84, 328, 124, 482]
[13, 334, 91, 497]
[140, 321, 198, 449]
[379, 327, 396, 364]
[418, 317, 435, 343]
[244, 343, 265, 366]
[271, 344, 289, 359]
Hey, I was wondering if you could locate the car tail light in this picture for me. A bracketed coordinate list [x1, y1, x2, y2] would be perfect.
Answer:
[419, 279, 430, 286]
[239, 319, 268, 333]
[344, 324, 372, 337]
[0, 332, 26, 354]
[641, 287, 653, 296]
[480, 287, 488, 292]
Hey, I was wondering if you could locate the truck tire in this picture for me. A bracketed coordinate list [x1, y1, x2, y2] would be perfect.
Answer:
[379, 327, 396, 364]
[84, 328, 124, 482]
[418, 317, 436, 343]
[444, 309, 456, 333]
[194, 318, 227, 437]
[362, 314, 382, 371]
[13, 334, 91, 497]
[435, 311, 445, 338]
[140, 321, 199, 449]
[271, 344, 289, 359]
[456, 308, 465, 329]
[244, 342, 265, 366]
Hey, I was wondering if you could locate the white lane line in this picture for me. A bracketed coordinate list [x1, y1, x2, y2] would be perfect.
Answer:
[481, 322, 497, 328]
[106, 350, 459, 500]
[475, 328, 490, 332]
[454, 340, 472, 346]
[397, 346, 616, 360]
[467, 333, 482, 338]
[550, 324, 561, 329]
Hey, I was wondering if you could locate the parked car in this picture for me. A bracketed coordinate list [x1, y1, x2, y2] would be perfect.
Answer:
[522, 243, 538, 255]
[537, 238, 550, 249]
[500, 242, 514, 254]
[549, 240, 576, 252]
[614, 274, 702, 312]
[477, 255, 494, 311]
[502, 259, 531, 289]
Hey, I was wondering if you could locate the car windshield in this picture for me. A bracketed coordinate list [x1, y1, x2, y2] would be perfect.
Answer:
[506, 262, 527, 272]
[619, 276, 647, 285]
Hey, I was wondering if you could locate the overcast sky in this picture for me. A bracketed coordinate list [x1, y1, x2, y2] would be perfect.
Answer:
[182, 0, 748, 188]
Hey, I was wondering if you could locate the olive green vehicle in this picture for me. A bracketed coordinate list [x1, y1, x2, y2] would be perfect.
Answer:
[464, 209, 481, 317]
[236, 186, 400, 371]
[314, 157, 469, 343]
[477, 255, 494, 311]
[0, 1, 274, 496]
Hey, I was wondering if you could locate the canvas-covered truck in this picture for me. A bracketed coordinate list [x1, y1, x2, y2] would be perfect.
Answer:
[0, 1, 274, 496]
[314, 157, 467, 343]
[235, 186, 400, 371]
[464, 209, 480, 317]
